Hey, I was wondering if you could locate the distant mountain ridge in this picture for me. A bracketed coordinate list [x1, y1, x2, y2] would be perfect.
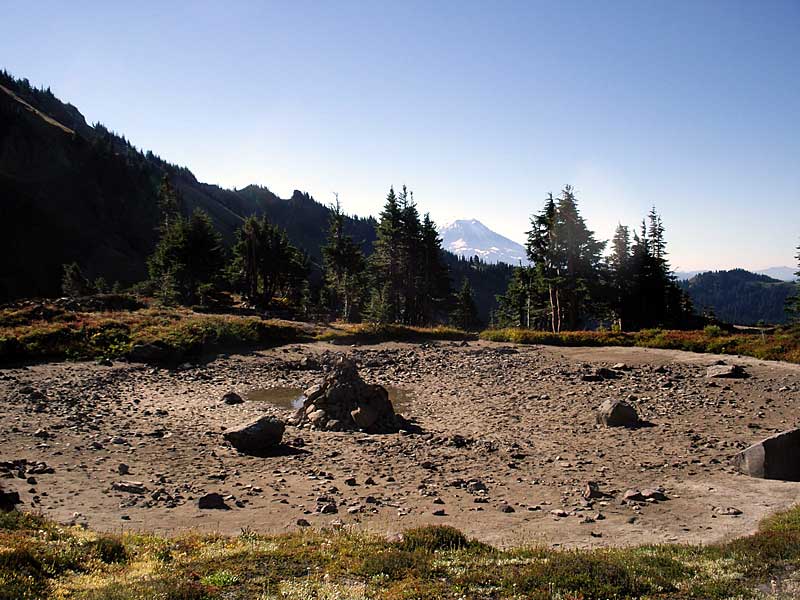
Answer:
[679, 269, 796, 325]
[438, 219, 529, 265]
[675, 267, 796, 282]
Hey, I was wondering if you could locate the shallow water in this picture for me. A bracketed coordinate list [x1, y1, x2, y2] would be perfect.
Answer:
[247, 386, 413, 413]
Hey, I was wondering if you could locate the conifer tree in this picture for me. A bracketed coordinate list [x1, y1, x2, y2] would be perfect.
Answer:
[148, 209, 225, 304]
[451, 279, 480, 330]
[788, 241, 800, 322]
[61, 263, 93, 297]
[419, 213, 451, 324]
[367, 187, 404, 323]
[522, 187, 604, 331]
[322, 195, 366, 321]
[230, 215, 308, 307]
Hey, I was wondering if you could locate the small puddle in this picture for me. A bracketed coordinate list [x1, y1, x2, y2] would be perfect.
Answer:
[246, 386, 413, 413]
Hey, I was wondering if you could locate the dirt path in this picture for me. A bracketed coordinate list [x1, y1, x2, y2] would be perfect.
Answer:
[1, 341, 798, 548]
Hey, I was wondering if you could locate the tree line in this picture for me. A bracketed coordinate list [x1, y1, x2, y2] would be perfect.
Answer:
[62, 178, 800, 331]
[495, 186, 696, 331]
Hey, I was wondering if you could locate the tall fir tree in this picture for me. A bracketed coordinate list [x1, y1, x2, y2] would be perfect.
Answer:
[367, 187, 404, 323]
[230, 215, 308, 308]
[322, 195, 366, 321]
[788, 241, 800, 322]
[451, 279, 480, 330]
[419, 213, 451, 324]
[148, 209, 225, 304]
[522, 186, 604, 331]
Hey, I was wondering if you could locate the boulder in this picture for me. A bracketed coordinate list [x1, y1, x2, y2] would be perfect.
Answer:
[198, 492, 229, 510]
[223, 415, 285, 453]
[222, 392, 243, 405]
[733, 428, 800, 481]
[0, 487, 21, 512]
[706, 364, 748, 379]
[128, 341, 179, 364]
[596, 399, 640, 427]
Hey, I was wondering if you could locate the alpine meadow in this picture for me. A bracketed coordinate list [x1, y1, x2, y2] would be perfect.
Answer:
[2, 3, 800, 599]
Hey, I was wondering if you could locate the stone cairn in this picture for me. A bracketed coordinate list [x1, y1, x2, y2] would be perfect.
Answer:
[290, 356, 406, 433]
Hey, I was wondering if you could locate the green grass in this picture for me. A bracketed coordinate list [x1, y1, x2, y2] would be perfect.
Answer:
[1, 509, 799, 599]
[481, 325, 800, 364]
[1, 300, 799, 366]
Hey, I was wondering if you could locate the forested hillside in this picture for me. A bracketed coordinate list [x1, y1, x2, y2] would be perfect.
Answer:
[0, 70, 510, 318]
[680, 269, 796, 325]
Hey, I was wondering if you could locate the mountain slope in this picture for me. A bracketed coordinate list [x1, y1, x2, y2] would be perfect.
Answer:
[679, 269, 796, 325]
[438, 219, 528, 265]
[0, 70, 511, 319]
[0, 71, 375, 299]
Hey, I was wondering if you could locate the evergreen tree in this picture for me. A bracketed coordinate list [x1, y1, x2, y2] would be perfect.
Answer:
[418, 213, 451, 324]
[366, 187, 404, 323]
[788, 241, 800, 322]
[230, 215, 308, 308]
[607, 224, 632, 329]
[148, 209, 225, 304]
[322, 195, 366, 321]
[61, 263, 93, 297]
[156, 175, 182, 230]
[522, 187, 604, 331]
[398, 186, 423, 323]
[451, 279, 480, 330]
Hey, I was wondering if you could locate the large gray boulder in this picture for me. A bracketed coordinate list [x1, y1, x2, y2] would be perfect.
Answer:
[733, 428, 800, 481]
[223, 415, 285, 453]
[595, 399, 640, 427]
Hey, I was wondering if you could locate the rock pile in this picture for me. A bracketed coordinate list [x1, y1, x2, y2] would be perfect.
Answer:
[290, 356, 406, 433]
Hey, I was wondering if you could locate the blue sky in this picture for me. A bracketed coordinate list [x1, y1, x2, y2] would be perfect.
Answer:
[2, 0, 798, 270]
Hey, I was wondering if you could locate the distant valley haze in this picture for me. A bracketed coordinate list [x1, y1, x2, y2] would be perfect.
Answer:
[1, 1, 798, 271]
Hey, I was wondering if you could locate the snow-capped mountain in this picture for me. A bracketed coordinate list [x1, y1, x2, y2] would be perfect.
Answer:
[438, 219, 529, 265]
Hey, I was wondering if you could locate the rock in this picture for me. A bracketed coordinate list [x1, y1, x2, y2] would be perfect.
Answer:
[641, 488, 668, 501]
[432, 509, 446, 516]
[499, 504, 515, 513]
[706, 364, 748, 379]
[223, 416, 285, 454]
[550, 509, 568, 518]
[733, 428, 800, 481]
[296, 518, 311, 527]
[222, 392, 243, 405]
[294, 356, 402, 433]
[714, 506, 742, 516]
[0, 487, 21, 512]
[622, 489, 645, 503]
[117, 463, 130, 475]
[595, 367, 620, 379]
[304, 384, 323, 402]
[128, 342, 176, 364]
[595, 399, 640, 427]
[351, 404, 378, 429]
[307, 410, 327, 426]
[112, 481, 147, 494]
[318, 502, 338, 514]
[582, 481, 606, 500]
[198, 492, 229, 510]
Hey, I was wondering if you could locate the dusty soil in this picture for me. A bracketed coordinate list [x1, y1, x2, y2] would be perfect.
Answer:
[1, 340, 799, 548]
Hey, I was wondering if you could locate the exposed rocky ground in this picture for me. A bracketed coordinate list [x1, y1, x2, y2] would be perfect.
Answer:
[1, 340, 798, 548]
